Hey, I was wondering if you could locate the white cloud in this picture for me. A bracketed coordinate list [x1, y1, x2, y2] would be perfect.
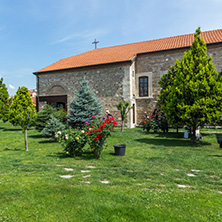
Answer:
[8, 84, 15, 90]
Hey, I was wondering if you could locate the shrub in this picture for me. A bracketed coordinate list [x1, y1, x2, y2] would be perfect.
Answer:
[142, 117, 151, 132]
[41, 115, 65, 138]
[84, 116, 118, 159]
[57, 127, 87, 157]
[35, 104, 67, 131]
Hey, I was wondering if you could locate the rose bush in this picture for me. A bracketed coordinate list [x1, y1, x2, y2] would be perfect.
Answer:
[84, 116, 118, 159]
[57, 128, 87, 157]
[57, 116, 118, 159]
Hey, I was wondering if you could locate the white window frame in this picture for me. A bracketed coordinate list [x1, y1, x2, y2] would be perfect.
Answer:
[136, 72, 152, 99]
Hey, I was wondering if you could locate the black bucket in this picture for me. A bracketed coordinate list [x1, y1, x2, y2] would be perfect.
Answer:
[114, 144, 126, 156]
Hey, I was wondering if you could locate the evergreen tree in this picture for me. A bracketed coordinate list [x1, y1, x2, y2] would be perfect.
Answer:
[34, 104, 55, 131]
[67, 81, 102, 128]
[158, 27, 222, 142]
[0, 78, 11, 122]
[9, 86, 36, 151]
[41, 115, 65, 138]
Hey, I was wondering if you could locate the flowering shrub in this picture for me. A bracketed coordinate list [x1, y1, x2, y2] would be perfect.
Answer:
[84, 116, 118, 159]
[141, 109, 168, 133]
[142, 117, 151, 132]
[57, 128, 87, 157]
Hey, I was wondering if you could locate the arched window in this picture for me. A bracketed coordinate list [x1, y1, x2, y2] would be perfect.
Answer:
[139, 76, 148, 97]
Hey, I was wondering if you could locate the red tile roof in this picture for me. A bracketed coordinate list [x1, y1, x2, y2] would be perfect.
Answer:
[35, 29, 222, 73]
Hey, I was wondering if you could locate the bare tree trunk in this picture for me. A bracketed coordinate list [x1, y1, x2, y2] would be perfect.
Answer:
[24, 128, 28, 151]
[191, 126, 196, 143]
[121, 120, 124, 132]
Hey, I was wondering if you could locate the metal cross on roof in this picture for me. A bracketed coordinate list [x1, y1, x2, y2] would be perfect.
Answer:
[92, 39, 99, 49]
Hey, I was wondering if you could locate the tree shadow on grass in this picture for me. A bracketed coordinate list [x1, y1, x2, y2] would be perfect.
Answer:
[207, 154, 222, 158]
[3, 128, 21, 132]
[4, 148, 21, 151]
[38, 140, 57, 144]
[47, 151, 96, 160]
[28, 135, 43, 139]
[135, 137, 211, 147]
[152, 132, 184, 139]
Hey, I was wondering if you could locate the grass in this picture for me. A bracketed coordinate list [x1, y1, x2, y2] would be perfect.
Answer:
[1, 121, 222, 221]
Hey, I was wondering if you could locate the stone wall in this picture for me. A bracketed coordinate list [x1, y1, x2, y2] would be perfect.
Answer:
[36, 43, 222, 127]
[37, 63, 131, 125]
[135, 44, 222, 124]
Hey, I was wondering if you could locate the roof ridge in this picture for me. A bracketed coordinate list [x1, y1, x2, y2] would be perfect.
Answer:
[35, 28, 222, 73]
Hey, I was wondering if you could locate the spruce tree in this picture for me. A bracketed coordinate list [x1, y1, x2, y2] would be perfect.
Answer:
[0, 78, 11, 122]
[67, 81, 102, 128]
[9, 86, 36, 151]
[41, 115, 65, 138]
[159, 27, 222, 142]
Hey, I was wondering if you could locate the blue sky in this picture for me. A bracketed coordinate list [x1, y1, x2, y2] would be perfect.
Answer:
[0, 0, 222, 95]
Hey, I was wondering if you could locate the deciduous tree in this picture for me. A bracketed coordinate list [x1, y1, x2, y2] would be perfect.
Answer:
[0, 78, 11, 122]
[9, 86, 36, 151]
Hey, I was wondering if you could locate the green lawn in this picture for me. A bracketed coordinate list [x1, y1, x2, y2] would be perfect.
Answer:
[1, 121, 222, 221]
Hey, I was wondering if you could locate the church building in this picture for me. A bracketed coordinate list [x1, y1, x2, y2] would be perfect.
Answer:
[33, 29, 222, 128]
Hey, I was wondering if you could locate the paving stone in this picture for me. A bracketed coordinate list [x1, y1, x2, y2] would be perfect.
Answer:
[64, 168, 74, 171]
[100, 180, 110, 184]
[59, 175, 74, 179]
[86, 166, 96, 169]
[81, 170, 91, 173]
[82, 175, 91, 178]
[187, 173, 196, 177]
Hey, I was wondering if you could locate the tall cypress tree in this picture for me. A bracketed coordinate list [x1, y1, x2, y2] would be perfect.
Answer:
[9, 86, 36, 151]
[67, 81, 102, 128]
[159, 27, 222, 142]
[0, 78, 11, 122]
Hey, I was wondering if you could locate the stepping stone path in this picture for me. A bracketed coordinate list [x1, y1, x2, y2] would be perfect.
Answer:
[59, 175, 74, 179]
[82, 175, 91, 178]
[187, 173, 196, 177]
[177, 184, 190, 188]
[81, 170, 91, 173]
[100, 180, 110, 184]
[84, 181, 91, 184]
[64, 168, 74, 171]
[86, 166, 96, 169]
[191, 169, 201, 172]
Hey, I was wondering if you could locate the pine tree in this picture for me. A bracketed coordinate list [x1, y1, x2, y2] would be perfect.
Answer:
[67, 81, 102, 128]
[159, 27, 222, 142]
[0, 78, 11, 122]
[41, 115, 65, 138]
[9, 86, 36, 151]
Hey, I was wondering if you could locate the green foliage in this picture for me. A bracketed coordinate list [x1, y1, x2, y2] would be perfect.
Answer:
[41, 115, 65, 138]
[158, 110, 169, 133]
[158, 27, 222, 141]
[9, 86, 36, 128]
[34, 104, 66, 131]
[9, 86, 36, 151]
[0, 78, 11, 122]
[67, 81, 102, 128]
[116, 100, 132, 131]
[142, 117, 151, 132]
[84, 116, 118, 158]
[57, 127, 87, 157]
